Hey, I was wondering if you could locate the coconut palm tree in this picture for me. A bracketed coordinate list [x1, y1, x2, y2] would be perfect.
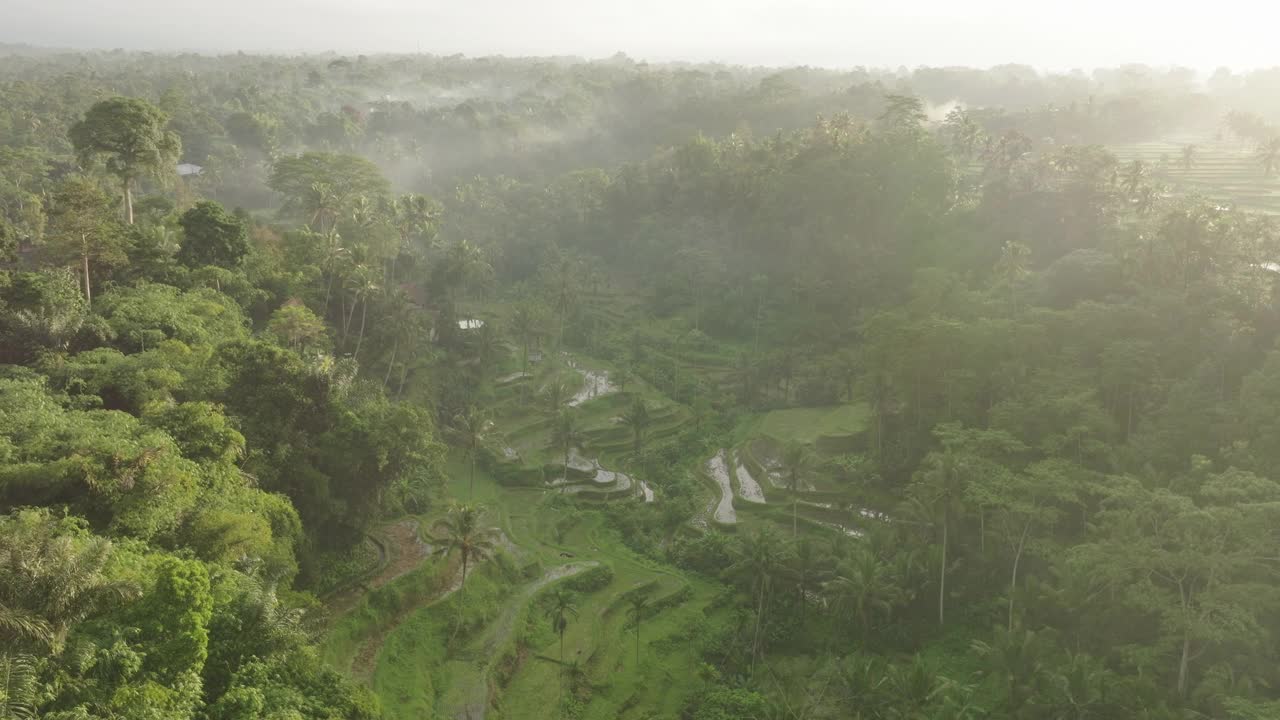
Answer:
[1256, 136, 1280, 178]
[787, 539, 831, 624]
[545, 255, 580, 351]
[435, 503, 497, 637]
[541, 375, 572, 416]
[725, 527, 792, 673]
[1180, 144, 1198, 171]
[545, 587, 579, 712]
[906, 447, 966, 627]
[826, 548, 905, 640]
[549, 409, 582, 482]
[385, 192, 440, 284]
[995, 240, 1031, 312]
[346, 264, 379, 359]
[780, 442, 815, 537]
[627, 593, 649, 666]
[451, 408, 492, 500]
[1120, 160, 1147, 196]
[510, 303, 545, 378]
[619, 397, 652, 456]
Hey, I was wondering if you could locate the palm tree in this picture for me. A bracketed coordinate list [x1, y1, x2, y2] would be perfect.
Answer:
[470, 320, 504, 371]
[1180, 143, 1197, 171]
[510, 303, 544, 378]
[1120, 160, 1147, 196]
[787, 539, 830, 624]
[444, 239, 492, 306]
[780, 442, 815, 537]
[541, 375, 572, 415]
[320, 230, 350, 312]
[435, 504, 497, 637]
[627, 593, 649, 666]
[546, 255, 580, 351]
[972, 626, 1048, 715]
[1256, 136, 1280, 178]
[826, 548, 905, 640]
[451, 408, 492, 500]
[619, 397, 652, 456]
[995, 240, 1031, 312]
[346, 264, 379, 360]
[725, 527, 791, 673]
[907, 448, 966, 627]
[546, 587, 579, 712]
[2, 511, 138, 718]
[385, 192, 440, 284]
[549, 409, 582, 482]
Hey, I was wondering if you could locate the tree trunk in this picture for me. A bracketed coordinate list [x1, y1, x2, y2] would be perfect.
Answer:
[939, 515, 948, 627]
[354, 300, 368, 359]
[123, 177, 134, 225]
[1008, 520, 1031, 632]
[383, 338, 398, 389]
[81, 245, 92, 305]
[751, 584, 766, 674]
[793, 498, 798, 538]
[455, 551, 469, 638]
[469, 452, 476, 500]
[1177, 630, 1191, 697]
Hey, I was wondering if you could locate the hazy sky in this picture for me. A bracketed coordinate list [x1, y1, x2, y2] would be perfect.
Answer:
[4, 0, 1277, 71]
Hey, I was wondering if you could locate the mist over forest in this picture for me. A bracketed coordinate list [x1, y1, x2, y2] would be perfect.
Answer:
[6, 26, 1280, 720]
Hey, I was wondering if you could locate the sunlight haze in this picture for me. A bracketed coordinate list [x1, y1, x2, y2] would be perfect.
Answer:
[5, 0, 1278, 70]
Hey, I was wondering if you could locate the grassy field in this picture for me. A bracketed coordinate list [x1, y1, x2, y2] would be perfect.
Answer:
[1108, 134, 1280, 214]
[744, 403, 870, 446]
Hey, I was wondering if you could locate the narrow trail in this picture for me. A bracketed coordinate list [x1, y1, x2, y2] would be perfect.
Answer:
[327, 519, 431, 620]
[443, 561, 599, 720]
[350, 554, 470, 681]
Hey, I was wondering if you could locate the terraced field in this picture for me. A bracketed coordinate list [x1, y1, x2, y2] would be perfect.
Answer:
[321, 351, 727, 719]
[1108, 135, 1280, 214]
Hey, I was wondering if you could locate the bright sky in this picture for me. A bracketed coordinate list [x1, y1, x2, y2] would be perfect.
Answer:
[4, 0, 1277, 71]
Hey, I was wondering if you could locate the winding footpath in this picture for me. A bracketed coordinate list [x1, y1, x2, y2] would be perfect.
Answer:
[443, 561, 600, 720]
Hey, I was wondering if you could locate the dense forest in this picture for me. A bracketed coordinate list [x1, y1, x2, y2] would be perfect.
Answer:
[5, 48, 1280, 719]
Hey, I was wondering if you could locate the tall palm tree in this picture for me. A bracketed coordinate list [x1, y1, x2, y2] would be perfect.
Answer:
[780, 442, 815, 537]
[346, 264, 380, 360]
[470, 320, 504, 371]
[907, 448, 966, 627]
[1180, 144, 1198, 171]
[995, 240, 1031, 312]
[541, 375, 572, 416]
[385, 192, 440, 284]
[435, 504, 497, 637]
[546, 255, 579, 351]
[549, 409, 582, 482]
[1256, 136, 1280, 178]
[510, 303, 544, 378]
[619, 397, 652, 457]
[451, 408, 492, 500]
[546, 587, 579, 712]
[725, 527, 791, 673]
[787, 539, 830, 624]
[627, 594, 649, 666]
[1120, 160, 1147, 196]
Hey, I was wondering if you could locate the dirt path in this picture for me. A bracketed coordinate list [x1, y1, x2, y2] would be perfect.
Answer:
[350, 554, 468, 681]
[443, 561, 599, 720]
[327, 519, 432, 620]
